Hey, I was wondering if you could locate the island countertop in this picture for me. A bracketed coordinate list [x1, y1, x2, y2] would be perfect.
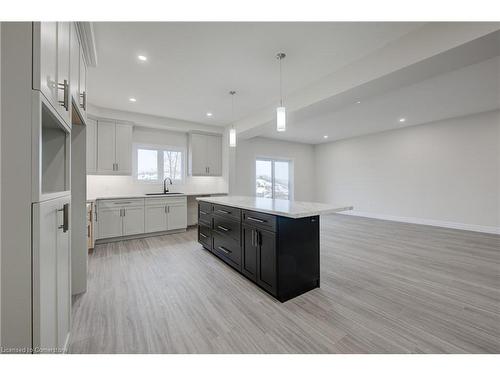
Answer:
[196, 195, 352, 219]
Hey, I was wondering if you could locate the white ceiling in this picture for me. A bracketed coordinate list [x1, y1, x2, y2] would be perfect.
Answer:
[89, 22, 424, 126]
[259, 56, 500, 144]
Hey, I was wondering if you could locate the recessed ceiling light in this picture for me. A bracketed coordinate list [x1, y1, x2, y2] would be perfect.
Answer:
[129, 98, 137, 102]
[206, 112, 213, 117]
[399, 118, 406, 122]
[137, 55, 147, 61]
[356, 101, 361, 104]
[323, 135, 329, 139]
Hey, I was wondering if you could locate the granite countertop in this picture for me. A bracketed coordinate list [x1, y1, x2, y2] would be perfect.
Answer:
[87, 192, 227, 202]
[196, 195, 352, 219]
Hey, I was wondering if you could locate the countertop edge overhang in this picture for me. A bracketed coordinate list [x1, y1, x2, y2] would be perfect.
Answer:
[196, 195, 353, 219]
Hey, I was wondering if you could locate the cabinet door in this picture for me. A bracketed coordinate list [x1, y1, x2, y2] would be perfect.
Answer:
[256, 229, 277, 295]
[145, 205, 167, 233]
[56, 22, 71, 125]
[97, 120, 116, 172]
[79, 45, 87, 118]
[56, 198, 71, 351]
[39, 22, 58, 107]
[69, 23, 80, 110]
[98, 207, 122, 239]
[242, 225, 257, 282]
[32, 196, 71, 352]
[123, 206, 145, 236]
[167, 204, 187, 230]
[86, 118, 97, 173]
[206, 134, 222, 176]
[115, 123, 133, 174]
[190, 133, 208, 175]
[32, 199, 59, 351]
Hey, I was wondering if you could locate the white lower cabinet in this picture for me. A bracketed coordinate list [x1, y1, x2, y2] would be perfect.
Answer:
[123, 206, 145, 236]
[98, 207, 122, 239]
[97, 198, 145, 239]
[145, 197, 187, 233]
[168, 203, 188, 230]
[145, 204, 168, 233]
[32, 195, 71, 353]
[96, 197, 187, 239]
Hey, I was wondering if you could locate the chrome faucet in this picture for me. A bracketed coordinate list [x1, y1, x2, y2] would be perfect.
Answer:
[163, 177, 173, 194]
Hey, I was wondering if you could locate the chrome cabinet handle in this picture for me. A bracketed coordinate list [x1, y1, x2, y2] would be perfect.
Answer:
[217, 225, 229, 232]
[199, 232, 208, 238]
[218, 246, 231, 254]
[58, 79, 69, 111]
[200, 210, 208, 215]
[217, 209, 230, 214]
[57, 203, 69, 232]
[251, 229, 255, 246]
[80, 91, 87, 110]
[247, 216, 266, 223]
[115, 201, 132, 204]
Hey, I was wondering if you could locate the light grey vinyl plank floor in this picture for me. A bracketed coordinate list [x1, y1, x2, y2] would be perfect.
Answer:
[68, 215, 500, 353]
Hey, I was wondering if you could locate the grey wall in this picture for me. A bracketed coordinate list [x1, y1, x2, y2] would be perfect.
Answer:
[314, 110, 500, 233]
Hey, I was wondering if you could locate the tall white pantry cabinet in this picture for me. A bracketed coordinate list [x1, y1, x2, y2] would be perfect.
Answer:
[1, 22, 89, 353]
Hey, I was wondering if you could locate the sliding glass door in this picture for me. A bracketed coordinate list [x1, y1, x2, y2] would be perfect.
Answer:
[255, 158, 291, 200]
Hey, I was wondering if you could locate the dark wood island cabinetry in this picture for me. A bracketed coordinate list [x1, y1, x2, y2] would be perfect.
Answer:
[197, 196, 351, 302]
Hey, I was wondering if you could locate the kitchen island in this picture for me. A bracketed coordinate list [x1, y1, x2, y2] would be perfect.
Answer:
[196, 196, 352, 302]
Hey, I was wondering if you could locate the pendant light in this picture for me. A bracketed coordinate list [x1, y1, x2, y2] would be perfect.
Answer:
[276, 52, 286, 132]
[229, 90, 237, 147]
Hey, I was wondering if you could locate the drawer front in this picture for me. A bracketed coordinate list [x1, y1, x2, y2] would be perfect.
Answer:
[198, 203, 212, 226]
[212, 231, 241, 269]
[198, 201, 213, 214]
[99, 198, 144, 209]
[213, 204, 241, 221]
[242, 210, 277, 232]
[198, 224, 212, 249]
[146, 196, 187, 206]
[213, 215, 241, 241]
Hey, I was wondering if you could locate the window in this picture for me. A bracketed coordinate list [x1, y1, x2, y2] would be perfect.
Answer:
[134, 144, 184, 183]
[256, 158, 292, 199]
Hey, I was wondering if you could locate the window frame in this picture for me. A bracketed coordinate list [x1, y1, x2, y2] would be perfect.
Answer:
[255, 157, 294, 200]
[133, 143, 185, 184]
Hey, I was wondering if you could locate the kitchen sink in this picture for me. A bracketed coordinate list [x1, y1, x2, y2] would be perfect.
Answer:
[145, 192, 184, 196]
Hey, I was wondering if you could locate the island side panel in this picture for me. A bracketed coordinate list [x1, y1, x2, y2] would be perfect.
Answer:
[277, 215, 320, 302]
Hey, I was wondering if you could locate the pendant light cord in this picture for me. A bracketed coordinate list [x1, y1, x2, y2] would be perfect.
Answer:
[279, 56, 283, 107]
[230, 90, 236, 129]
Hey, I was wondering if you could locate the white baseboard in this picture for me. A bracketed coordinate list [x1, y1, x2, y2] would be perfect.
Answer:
[340, 210, 500, 235]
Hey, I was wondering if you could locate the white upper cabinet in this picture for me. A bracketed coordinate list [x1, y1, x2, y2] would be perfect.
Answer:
[70, 23, 80, 111]
[97, 120, 116, 173]
[86, 118, 97, 173]
[56, 22, 71, 125]
[33, 22, 71, 127]
[69, 22, 88, 124]
[115, 123, 133, 174]
[94, 120, 133, 175]
[78, 43, 87, 120]
[188, 132, 222, 176]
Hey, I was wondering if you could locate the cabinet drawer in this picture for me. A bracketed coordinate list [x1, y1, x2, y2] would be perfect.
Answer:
[99, 198, 144, 209]
[146, 196, 187, 206]
[213, 204, 241, 221]
[212, 232, 241, 269]
[213, 215, 241, 241]
[198, 204, 212, 226]
[199, 201, 213, 214]
[198, 224, 212, 249]
[242, 210, 277, 232]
